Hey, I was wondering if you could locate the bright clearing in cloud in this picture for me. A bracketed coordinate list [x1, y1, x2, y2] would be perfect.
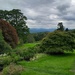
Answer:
[71, 0, 75, 5]
[0, 0, 75, 29]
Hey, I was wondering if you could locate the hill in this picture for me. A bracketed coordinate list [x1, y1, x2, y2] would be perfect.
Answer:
[30, 28, 55, 33]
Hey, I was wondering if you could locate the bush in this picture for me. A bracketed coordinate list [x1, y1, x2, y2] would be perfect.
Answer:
[0, 56, 12, 65]
[10, 52, 21, 63]
[23, 48, 36, 61]
[33, 44, 41, 53]
[0, 30, 12, 54]
[0, 19, 19, 48]
[0, 56, 12, 71]
[2, 63, 24, 75]
[14, 47, 36, 61]
[39, 31, 75, 54]
[0, 54, 21, 71]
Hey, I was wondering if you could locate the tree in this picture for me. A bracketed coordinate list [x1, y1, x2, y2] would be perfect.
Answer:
[32, 32, 48, 41]
[26, 34, 35, 43]
[57, 22, 64, 31]
[65, 28, 69, 31]
[0, 9, 29, 43]
[0, 19, 19, 48]
[39, 31, 75, 54]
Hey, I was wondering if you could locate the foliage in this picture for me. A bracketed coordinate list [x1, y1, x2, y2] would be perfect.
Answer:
[10, 52, 21, 63]
[65, 28, 69, 31]
[23, 48, 36, 61]
[0, 56, 12, 71]
[33, 43, 41, 53]
[14, 47, 36, 61]
[0, 56, 12, 65]
[0, 30, 12, 54]
[0, 19, 19, 48]
[69, 29, 75, 38]
[57, 22, 64, 31]
[26, 34, 35, 43]
[32, 32, 48, 41]
[0, 54, 21, 71]
[0, 9, 29, 43]
[39, 31, 75, 54]
[2, 63, 24, 75]
[14, 42, 39, 61]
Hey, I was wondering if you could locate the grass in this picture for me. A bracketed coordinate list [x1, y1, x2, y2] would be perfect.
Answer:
[16, 42, 75, 75]
[19, 53, 75, 75]
[16, 42, 39, 49]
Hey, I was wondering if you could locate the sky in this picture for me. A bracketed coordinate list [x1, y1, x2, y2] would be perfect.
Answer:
[0, 0, 75, 29]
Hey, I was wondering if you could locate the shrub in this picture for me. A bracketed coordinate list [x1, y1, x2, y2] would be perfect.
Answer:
[0, 54, 21, 71]
[39, 31, 75, 54]
[0, 56, 12, 65]
[23, 48, 36, 61]
[10, 52, 21, 63]
[33, 44, 41, 53]
[0, 56, 12, 71]
[2, 63, 24, 75]
[0, 19, 19, 48]
[14, 47, 36, 61]
[0, 30, 12, 54]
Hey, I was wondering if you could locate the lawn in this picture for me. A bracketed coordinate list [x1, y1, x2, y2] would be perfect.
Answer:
[16, 42, 75, 75]
[16, 42, 39, 49]
[19, 53, 75, 75]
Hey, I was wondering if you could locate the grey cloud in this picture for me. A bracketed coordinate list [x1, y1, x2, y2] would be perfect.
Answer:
[62, 13, 75, 21]
[24, 0, 55, 7]
[0, 0, 75, 29]
[56, 0, 71, 12]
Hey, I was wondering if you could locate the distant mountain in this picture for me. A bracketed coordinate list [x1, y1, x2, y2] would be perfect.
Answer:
[30, 28, 56, 33]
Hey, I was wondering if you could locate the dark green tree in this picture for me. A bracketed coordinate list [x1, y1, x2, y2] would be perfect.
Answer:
[57, 22, 64, 31]
[39, 31, 75, 54]
[65, 28, 69, 31]
[0, 9, 29, 43]
[32, 32, 48, 41]
[0, 10, 9, 21]
[26, 34, 35, 43]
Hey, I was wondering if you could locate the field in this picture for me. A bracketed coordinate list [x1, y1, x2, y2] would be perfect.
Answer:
[17, 43, 75, 75]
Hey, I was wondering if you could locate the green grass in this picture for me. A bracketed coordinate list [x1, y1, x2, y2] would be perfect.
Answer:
[16, 42, 39, 49]
[16, 42, 75, 75]
[24, 43, 39, 48]
[19, 53, 75, 75]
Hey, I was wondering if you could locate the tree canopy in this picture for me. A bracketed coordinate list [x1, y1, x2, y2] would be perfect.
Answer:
[0, 9, 29, 43]
[39, 31, 75, 54]
[57, 22, 64, 31]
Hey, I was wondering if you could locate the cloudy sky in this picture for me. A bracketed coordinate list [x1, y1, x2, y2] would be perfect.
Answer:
[0, 0, 75, 29]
